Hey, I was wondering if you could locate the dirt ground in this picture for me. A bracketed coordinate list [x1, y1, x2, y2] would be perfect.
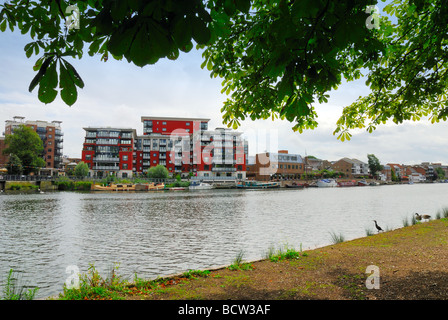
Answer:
[127, 218, 448, 300]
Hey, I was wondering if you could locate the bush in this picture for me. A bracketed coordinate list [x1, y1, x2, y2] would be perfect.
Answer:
[74, 181, 92, 191]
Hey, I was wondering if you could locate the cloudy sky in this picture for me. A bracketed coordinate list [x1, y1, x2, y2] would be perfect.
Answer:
[1, 9, 448, 166]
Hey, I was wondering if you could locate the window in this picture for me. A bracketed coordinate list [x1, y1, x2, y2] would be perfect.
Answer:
[162, 128, 166, 131]
[86, 155, 91, 160]
[122, 155, 128, 161]
[162, 121, 166, 125]
[122, 164, 128, 170]
[186, 122, 190, 126]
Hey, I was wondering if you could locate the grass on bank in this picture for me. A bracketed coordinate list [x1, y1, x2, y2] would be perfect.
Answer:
[1, 269, 38, 300]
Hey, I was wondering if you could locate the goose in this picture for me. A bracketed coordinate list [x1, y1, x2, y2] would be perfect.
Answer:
[416, 213, 430, 221]
[373, 220, 383, 233]
[38, 188, 44, 194]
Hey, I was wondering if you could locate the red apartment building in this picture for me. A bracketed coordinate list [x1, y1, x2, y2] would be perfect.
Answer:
[82, 116, 247, 179]
[81, 127, 136, 178]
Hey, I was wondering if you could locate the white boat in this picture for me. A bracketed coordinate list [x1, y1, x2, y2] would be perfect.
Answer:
[189, 181, 213, 190]
[317, 179, 338, 187]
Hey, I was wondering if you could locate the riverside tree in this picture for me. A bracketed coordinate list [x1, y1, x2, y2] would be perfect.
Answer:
[74, 161, 89, 178]
[147, 164, 169, 179]
[367, 154, 383, 178]
[1, 0, 448, 138]
[2, 125, 46, 175]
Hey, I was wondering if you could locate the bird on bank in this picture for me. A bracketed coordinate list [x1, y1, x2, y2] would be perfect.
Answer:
[415, 213, 431, 222]
[373, 220, 384, 233]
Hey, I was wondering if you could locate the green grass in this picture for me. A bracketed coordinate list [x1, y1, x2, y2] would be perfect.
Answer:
[1, 269, 38, 300]
[265, 244, 308, 262]
[182, 269, 211, 279]
[59, 263, 128, 300]
[329, 231, 345, 244]
[227, 250, 254, 271]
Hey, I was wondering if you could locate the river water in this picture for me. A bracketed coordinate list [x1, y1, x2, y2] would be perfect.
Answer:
[1, 183, 447, 298]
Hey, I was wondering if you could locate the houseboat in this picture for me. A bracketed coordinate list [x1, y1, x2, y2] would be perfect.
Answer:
[189, 181, 213, 190]
[285, 182, 306, 189]
[236, 181, 280, 189]
[93, 183, 136, 191]
[316, 179, 338, 187]
[338, 180, 357, 187]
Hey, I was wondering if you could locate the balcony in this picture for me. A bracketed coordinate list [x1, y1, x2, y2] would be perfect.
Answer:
[93, 165, 119, 170]
[93, 157, 119, 162]
[212, 167, 236, 172]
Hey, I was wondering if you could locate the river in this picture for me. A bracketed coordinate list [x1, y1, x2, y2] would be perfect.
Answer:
[1, 183, 447, 298]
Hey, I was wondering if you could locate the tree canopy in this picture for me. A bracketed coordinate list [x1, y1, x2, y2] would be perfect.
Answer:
[367, 153, 383, 177]
[74, 161, 89, 177]
[2, 125, 46, 174]
[1, 0, 447, 139]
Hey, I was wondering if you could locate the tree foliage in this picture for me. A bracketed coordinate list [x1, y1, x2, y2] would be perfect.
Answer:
[1, 0, 448, 137]
[147, 164, 169, 179]
[74, 161, 89, 177]
[6, 153, 23, 175]
[367, 153, 383, 177]
[3, 125, 46, 175]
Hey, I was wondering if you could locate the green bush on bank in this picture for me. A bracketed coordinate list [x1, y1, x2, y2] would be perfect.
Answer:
[55, 178, 92, 191]
[7, 183, 39, 191]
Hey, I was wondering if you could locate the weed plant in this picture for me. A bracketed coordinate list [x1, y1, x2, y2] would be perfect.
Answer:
[329, 231, 345, 244]
[1, 269, 38, 300]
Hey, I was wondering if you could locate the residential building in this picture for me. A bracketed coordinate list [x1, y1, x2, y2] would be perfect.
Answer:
[138, 116, 210, 176]
[387, 163, 404, 181]
[82, 116, 246, 179]
[248, 150, 304, 181]
[304, 156, 331, 172]
[404, 166, 427, 183]
[331, 158, 369, 178]
[193, 127, 246, 180]
[4, 116, 64, 171]
[81, 127, 137, 178]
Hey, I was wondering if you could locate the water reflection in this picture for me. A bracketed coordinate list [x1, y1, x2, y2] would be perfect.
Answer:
[1, 183, 448, 298]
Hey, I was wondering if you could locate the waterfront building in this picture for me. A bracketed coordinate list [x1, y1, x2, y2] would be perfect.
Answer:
[81, 127, 137, 178]
[81, 116, 246, 179]
[248, 150, 304, 181]
[331, 158, 369, 178]
[3, 116, 64, 171]
[193, 127, 247, 181]
[138, 116, 210, 176]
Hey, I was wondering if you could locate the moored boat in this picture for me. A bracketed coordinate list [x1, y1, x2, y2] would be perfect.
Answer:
[93, 183, 136, 191]
[189, 181, 213, 190]
[236, 181, 280, 189]
[358, 180, 369, 186]
[285, 182, 305, 189]
[316, 179, 338, 187]
[338, 180, 357, 187]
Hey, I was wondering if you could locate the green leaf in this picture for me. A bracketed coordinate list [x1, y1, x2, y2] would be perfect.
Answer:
[59, 60, 78, 106]
[235, 0, 251, 13]
[128, 24, 156, 66]
[29, 56, 53, 93]
[107, 21, 138, 56]
[61, 58, 85, 89]
[172, 17, 192, 48]
[0, 19, 7, 32]
[191, 16, 211, 45]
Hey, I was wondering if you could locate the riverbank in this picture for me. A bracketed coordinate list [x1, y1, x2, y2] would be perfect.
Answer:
[55, 217, 448, 300]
